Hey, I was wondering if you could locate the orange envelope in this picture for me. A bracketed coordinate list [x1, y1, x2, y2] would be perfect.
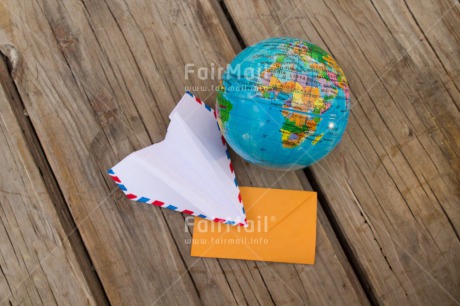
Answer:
[191, 187, 317, 264]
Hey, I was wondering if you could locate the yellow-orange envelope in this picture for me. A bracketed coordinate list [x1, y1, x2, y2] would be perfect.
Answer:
[191, 187, 317, 264]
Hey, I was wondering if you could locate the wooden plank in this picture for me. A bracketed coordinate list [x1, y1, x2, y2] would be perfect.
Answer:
[223, 0, 460, 304]
[0, 54, 102, 305]
[0, 0, 369, 304]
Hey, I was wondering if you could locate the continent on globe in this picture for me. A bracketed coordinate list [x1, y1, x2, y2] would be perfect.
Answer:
[216, 37, 350, 170]
[216, 82, 232, 127]
[258, 41, 345, 149]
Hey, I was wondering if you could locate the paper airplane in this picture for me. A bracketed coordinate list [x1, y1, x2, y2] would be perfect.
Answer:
[108, 92, 247, 226]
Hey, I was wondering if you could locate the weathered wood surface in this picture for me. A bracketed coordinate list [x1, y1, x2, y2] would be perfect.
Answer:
[223, 0, 460, 304]
[0, 56, 104, 305]
[0, 0, 369, 305]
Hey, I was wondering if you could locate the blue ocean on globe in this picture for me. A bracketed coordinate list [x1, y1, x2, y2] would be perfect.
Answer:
[216, 37, 350, 170]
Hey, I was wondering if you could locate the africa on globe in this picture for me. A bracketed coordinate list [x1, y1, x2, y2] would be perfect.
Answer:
[216, 37, 350, 170]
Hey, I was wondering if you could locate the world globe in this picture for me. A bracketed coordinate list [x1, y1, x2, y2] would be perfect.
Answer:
[216, 37, 350, 170]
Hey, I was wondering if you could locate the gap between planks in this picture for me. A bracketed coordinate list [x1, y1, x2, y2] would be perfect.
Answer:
[0, 50, 110, 306]
[216, 1, 379, 304]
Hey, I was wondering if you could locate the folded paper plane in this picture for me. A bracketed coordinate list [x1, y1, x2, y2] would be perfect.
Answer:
[108, 92, 247, 226]
[191, 187, 317, 264]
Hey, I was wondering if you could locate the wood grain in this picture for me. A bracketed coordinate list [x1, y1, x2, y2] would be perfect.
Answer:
[0, 0, 368, 305]
[0, 55, 101, 305]
[223, 0, 460, 304]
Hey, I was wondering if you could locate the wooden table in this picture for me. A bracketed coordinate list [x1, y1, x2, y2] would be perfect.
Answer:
[0, 0, 458, 305]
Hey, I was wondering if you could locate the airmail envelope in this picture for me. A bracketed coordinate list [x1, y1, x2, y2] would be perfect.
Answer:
[191, 187, 317, 264]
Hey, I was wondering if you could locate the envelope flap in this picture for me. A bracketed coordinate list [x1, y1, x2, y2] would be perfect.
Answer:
[240, 187, 316, 232]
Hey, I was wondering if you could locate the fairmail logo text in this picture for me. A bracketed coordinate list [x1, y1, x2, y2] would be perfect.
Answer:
[184, 215, 275, 233]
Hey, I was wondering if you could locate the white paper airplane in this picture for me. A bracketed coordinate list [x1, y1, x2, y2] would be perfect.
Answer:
[108, 92, 247, 226]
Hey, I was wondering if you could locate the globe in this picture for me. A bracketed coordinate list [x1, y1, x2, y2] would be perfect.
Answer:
[216, 37, 350, 170]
